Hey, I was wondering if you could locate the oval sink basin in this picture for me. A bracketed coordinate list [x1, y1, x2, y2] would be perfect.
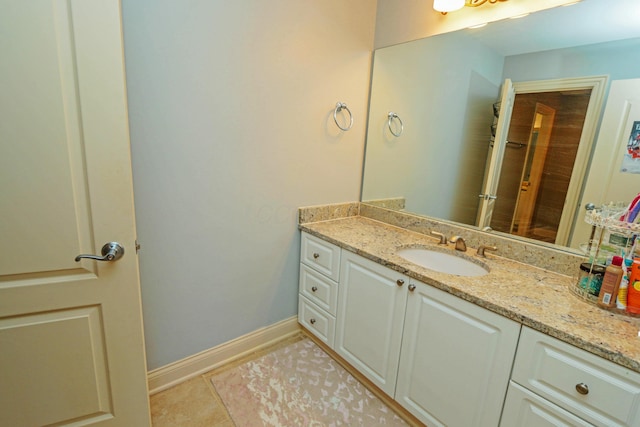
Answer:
[397, 248, 489, 277]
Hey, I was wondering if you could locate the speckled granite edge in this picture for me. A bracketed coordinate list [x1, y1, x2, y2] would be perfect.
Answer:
[360, 203, 584, 276]
[298, 202, 360, 224]
[299, 216, 640, 374]
[361, 198, 406, 211]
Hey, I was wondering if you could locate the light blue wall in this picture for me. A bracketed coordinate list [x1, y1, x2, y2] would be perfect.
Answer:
[122, 0, 376, 370]
[504, 38, 640, 84]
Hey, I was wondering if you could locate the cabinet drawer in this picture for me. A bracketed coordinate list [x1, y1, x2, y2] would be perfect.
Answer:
[501, 381, 593, 426]
[301, 232, 341, 281]
[299, 264, 338, 316]
[298, 296, 335, 348]
[512, 327, 640, 427]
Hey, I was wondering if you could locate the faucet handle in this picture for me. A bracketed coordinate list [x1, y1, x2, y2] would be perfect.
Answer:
[477, 245, 497, 258]
[430, 231, 447, 245]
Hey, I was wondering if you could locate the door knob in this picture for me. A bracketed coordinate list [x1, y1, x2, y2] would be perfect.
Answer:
[75, 242, 125, 262]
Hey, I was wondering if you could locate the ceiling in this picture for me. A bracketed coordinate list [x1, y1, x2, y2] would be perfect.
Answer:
[464, 0, 640, 56]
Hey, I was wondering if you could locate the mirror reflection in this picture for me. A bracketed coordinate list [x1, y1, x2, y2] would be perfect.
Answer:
[490, 89, 590, 244]
[361, 0, 640, 252]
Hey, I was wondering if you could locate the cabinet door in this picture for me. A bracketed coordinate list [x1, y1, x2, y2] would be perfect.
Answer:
[335, 251, 409, 397]
[501, 382, 593, 427]
[396, 281, 520, 427]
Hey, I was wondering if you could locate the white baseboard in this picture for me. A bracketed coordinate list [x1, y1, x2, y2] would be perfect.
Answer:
[147, 316, 301, 395]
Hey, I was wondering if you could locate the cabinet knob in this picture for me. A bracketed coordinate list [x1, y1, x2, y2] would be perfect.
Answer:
[309, 318, 316, 325]
[396, 279, 405, 287]
[408, 284, 416, 292]
[575, 383, 589, 395]
[311, 286, 318, 292]
[313, 253, 320, 259]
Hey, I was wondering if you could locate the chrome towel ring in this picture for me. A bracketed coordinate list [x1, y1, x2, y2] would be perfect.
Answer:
[333, 102, 353, 131]
[387, 112, 403, 137]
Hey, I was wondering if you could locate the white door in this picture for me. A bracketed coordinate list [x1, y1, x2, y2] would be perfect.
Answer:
[335, 251, 408, 397]
[0, 1, 151, 426]
[395, 281, 520, 427]
[571, 78, 640, 248]
[477, 79, 515, 229]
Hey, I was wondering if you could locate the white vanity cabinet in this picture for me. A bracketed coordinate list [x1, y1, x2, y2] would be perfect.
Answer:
[334, 250, 410, 397]
[298, 232, 341, 347]
[299, 231, 640, 426]
[503, 327, 640, 427]
[396, 280, 521, 427]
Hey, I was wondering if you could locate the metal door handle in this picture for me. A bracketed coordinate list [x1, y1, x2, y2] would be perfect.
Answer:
[478, 194, 497, 200]
[75, 242, 125, 262]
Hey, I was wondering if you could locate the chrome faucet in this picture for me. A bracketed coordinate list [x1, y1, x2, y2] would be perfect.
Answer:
[477, 245, 498, 258]
[430, 231, 447, 245]
[449, 236, 466, 252]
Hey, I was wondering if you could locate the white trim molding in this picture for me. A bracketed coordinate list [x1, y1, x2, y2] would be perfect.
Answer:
[147, 316, 301, 395]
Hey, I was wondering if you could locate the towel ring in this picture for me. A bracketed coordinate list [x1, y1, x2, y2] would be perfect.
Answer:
[333, 102, 353, 131]
[387, 112, 403, 137]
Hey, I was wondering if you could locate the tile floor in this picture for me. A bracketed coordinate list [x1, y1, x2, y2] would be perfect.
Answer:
[150, 375, 234, 427]
[150, 334, 305, 426]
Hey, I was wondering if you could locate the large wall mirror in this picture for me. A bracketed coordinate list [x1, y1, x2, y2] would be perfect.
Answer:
[361, 0, 640, 253]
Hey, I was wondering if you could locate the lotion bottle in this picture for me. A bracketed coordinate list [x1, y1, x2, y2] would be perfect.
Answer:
[616, 258, 633, 309]
[598, 256, 623, 308]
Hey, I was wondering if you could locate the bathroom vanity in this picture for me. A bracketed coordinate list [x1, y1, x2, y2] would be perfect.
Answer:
[297, 208, 640, 427]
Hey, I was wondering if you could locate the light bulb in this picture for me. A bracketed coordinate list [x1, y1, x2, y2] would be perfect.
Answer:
[433, 0, 465, 13]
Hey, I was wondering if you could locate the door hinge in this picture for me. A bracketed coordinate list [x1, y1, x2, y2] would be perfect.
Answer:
[135, 240, 141, 253]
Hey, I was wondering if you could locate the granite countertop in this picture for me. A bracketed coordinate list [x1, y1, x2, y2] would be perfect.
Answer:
[300, 215, 640, 373]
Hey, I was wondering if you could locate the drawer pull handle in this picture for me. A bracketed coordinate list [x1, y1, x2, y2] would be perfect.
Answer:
[309, 318, 316, 325]
[575, 383, 589, 395]
[396, 279, 405, 287]
[313, 253, 320, 259]
[408, 284, 416, 292]
[311, 286, 318, 292]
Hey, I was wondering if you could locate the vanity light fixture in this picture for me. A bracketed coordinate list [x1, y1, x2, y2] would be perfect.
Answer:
[433, 0, 465, 13]
[434, 0, 508, 14]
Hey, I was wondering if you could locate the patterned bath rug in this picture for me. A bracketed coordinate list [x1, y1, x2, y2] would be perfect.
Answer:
[210, 337, 408, 426]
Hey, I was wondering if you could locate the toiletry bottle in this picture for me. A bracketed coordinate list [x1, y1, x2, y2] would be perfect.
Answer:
[616, 258, 633, 309]
[586, 264, 606, 296]
[627, 258, 640, 314]
[598, 256, 624, 308]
